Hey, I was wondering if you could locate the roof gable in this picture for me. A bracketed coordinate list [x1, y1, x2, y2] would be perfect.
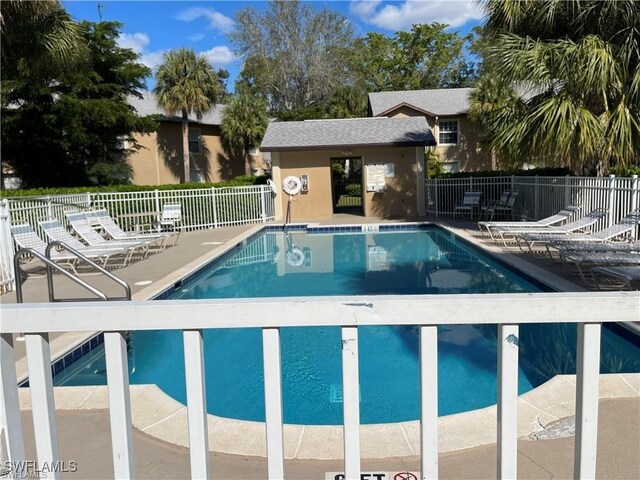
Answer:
[368, 88, 472, 117]
[260, 117, 435, 152]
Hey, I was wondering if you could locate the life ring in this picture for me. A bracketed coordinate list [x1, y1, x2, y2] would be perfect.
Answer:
[283, 176, 302, 196]
[286, 246, 305, 267]
[266, 179, 278, 194]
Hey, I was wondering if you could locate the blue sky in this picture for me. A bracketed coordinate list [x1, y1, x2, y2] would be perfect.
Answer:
[63, 1, 486, 90]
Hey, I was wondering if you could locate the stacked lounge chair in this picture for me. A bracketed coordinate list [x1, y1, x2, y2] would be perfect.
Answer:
[11, 223, 120, 273]
[518, 209, 640, 256]
[87, 209, 178, 248]
[479, 205, 580, 239]
[488, 208, 608, 247]
[64, 210, 155, 258]
[39, 218, 138, 268]
[589, 266, 640, 290]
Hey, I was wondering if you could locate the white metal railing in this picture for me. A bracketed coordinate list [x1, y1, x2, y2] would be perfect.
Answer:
[1, 292, 638, 479]
[426, 175, 640, 236]
[0, 185, 276, 292]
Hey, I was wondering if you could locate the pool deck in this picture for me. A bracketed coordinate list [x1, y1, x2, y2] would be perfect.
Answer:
[3, 216, 639, 478]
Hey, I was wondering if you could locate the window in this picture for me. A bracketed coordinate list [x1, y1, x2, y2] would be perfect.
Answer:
[442, 162, 459, 173]
[190, 169, 204, 183]
[116, 135, 130, 150]
[188, 128, 201, 154]
[438, 120, 459, 145]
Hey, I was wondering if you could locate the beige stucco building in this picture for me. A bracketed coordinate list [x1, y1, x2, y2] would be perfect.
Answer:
[368, 88, 491, 173]
[125, 93, 267, 185]
[261, 117, 435, 221]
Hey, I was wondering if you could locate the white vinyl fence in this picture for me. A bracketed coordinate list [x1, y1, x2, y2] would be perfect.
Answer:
[426, 174, 640, 236]
[1, 292, 638, 479]
[0, 185, 275, 293]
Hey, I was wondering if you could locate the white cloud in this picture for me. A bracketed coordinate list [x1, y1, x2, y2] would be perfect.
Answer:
[140, 50, 166, 70]
[189, 33, 205, 42]
[201, 46, 236, 67]
[349, 0, 484, 31]
[117, 32, 150, 54]
[175, 7, 234, 34]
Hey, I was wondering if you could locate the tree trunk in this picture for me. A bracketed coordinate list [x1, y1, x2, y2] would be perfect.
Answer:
[181, 111, 190, 183]
[244, 148, 251, 176]
[490, 147, 497, 171]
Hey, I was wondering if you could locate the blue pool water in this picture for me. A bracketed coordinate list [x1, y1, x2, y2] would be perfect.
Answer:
[54, 226, 640, 424]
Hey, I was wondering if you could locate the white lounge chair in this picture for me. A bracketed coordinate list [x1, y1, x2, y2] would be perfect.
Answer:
[520, 209, 640, 256]
[88, 209, 178, 248]
[479, 205, 579, 238]
[491, 208, 608, 247]
[64, 210, 154, 257]
[38, 218, 137, 268]
[559, 250, 640, 285]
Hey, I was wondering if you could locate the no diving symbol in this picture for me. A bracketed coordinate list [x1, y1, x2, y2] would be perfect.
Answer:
[394, 473, 417, 480]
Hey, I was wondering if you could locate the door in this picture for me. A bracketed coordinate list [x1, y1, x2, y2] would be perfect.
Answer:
[331, 157, 363, 214]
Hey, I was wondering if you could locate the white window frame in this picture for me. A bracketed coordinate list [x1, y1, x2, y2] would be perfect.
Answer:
[442, 162, 460, 174]
[116, 135, 130, 151]
[437, 119, 459, 146]
[188, 127, 202, 154]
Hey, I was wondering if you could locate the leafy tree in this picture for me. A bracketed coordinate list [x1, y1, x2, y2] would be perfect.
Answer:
[221, 94, 268, 176]
[1, 20, 157, 187]
[1, 0, 86, 79]
[154, 48, 223, 183]
[230, 0, 354, 114]
[351, 24, 477, 93]
[326, 86, 368, 119]
[479, 0, 640, 174]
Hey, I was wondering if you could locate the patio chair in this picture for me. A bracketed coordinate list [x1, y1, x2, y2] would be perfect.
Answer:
[156, 203, 182, 234]
[39, 218, 138, 268]
[481, 191, 519, 221]
[491, 208, 608, 247]
[518, 209, 640, 255]
[88, 209, 178, 249]
[589, 266, 640, 291]
[554, 241, 640, 255]
[479, 205, 579, 238]
[480, 191, 511, 220]
[454, 191, 482, 218]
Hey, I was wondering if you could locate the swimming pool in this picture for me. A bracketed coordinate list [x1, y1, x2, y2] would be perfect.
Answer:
[53, 225, 640, 425]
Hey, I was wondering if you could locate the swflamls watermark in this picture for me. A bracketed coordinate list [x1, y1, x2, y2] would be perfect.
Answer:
[1, 460, 78, 478]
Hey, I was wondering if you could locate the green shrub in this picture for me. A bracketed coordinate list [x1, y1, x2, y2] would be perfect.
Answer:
[345, 183, 362, 197]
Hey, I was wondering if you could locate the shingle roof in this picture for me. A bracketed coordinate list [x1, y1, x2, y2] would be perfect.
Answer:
[127, 92, 226, 125]
[368, 88, 473, 117]
[260, 117, 435, 151]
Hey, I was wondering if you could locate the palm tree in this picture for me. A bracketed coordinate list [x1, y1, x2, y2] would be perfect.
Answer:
[479, 0, 640, 174]
[221, 94, 268, 176]
[1, 0, 85, 79]
[154, 48, 221, 183]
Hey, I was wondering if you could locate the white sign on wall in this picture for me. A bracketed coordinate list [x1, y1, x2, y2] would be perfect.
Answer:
[366, 164, 385, 192]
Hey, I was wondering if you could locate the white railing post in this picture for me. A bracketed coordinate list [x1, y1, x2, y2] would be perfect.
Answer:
[631, 175, 639, 240]
[565, 175, 571, 207]
[534, 176, 540, 220]
[262, 328, 284, 479]
[25, 333, 60, 479]
[342, 326, 360, 479]
[46, 196, 53, 219]
[154, 189, 161, 231]
[607, 175, 616, 227]
[420, 326, 438, 479]
[0, 199, 15, 293]
[104, 332, 135, 479]
[260, 185, 267, 223]
[0, 334, 25, 470]
[497, 325, 519, 479]
[211, 188, 218, 228]
[433, 178, 440, 218]
[183, 329, 210, 479]
[574, 323, 602, 480]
